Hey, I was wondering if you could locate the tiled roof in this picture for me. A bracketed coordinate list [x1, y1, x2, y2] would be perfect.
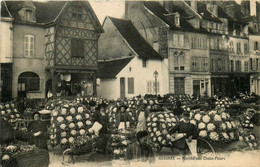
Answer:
[97, 57, 133, 79]
[1, 1, 66, 23]
[197, 2, 222, 23]
[109, 17, 163, 60]
[1, 1, 104, 32]
[143, 1, 201, 33]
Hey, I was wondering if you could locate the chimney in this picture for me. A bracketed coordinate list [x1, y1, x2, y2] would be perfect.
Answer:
[191, 0, 197, 11]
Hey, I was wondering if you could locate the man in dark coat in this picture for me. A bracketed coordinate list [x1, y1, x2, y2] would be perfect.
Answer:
[172, 101, 184, 117]
[169, 112, 198, 155]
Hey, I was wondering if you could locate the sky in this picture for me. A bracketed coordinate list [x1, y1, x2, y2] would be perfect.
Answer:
[89, 0, 258, 24]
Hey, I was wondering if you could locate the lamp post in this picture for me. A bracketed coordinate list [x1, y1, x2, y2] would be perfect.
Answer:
[153, 70, 158, 95]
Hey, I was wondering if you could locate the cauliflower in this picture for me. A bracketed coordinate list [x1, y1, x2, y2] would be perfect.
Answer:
[239, 136, 243, 141]
[214, 114, 222, 122]
[194, 114, 201, 121]
[162, 140, 166, 145]
[220, 123, 227, 130]
[226, 113, 230, 119]
[207, 123, 216, 131]
[68, 137, 74, 143]
[198, 122, 206, 129]
[152, 118, 158, 122]
[77, 122, 84, 128]
[209, 110, 217, 116]
[70, 108, 76, 115]
[57, 116, 64, 123]
[153, 137, 157, 142]
[113, 107, 117, 112]
[61, 138, 68, 144]
[78, 107, 84, 113]
[2, 154, 10, 160]
[1, 110, 5, 115]
[250, 135, 255, 140]
[60, 124, 66, 129]
[14, 109, 18, 113]
[147, 122, 151, 126]
[71, 130, 77, 136]
[150, 133, 154, 137]
[171, 118, 176, 122]
[50, 134, 56, 139]
[158, 114, 164, 118]
[85, 113, 90, 119]
[161, 123, 166, 129]
[153, 128, 158, 132]
[156, 131, 161, 136]
[226, 122, 232, 129]
[152, 123, 157, 127]
[229, 132, 234, 139]
[76, 115, 82, 120]
[66, 116, 73, 122]
[69, 123, 75, 128]
[199, 130, 207, 138]
[221, 113, 227, 120]
[164, 113, 169, 118]
[61, 132, 67, 137]
[148, 127, 152, 132]
[149, 100, 154, 105]
[231, 121, 236, 128]
[158, 136, 162, 142]
[166, 134, 171, 139]
[222, 133, 229, 140]
[86, 120, 92, 125]
[190, 120, 197, 125]
[202, 115, 211, 123]
[79, 129, 86, 135]
[7, 109, 11, 113]
[209, 132, 219, 141]
[61, 108, 67, 115]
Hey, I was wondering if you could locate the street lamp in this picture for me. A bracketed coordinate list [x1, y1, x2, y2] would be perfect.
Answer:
[153, 70, 158, 95]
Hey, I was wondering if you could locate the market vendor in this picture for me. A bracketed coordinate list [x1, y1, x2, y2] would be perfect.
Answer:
[89, 103, 110, 153]
[172, 101, 184, 117]
[116, 104, 133, 130]
[136, 104, 150, 132]
[125, 130, 155, 163]
[168, 112, 198, 156]
[28, 112, 48, 150]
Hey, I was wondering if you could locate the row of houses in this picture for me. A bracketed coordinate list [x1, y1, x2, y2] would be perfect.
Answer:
[0, 0, 260, 101]
[97, 1, 260, 99]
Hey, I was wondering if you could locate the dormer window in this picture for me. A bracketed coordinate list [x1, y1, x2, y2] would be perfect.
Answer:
[18, 1, 36, 22]
[175, 15, 180, 26]
[25, 10, 33, 21]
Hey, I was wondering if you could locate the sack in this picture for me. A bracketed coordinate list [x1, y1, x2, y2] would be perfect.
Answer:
[186, 139, 198, 157]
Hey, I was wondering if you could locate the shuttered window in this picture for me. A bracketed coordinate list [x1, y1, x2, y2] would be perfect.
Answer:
[128, 77, 134, 94]
[71, 38, 84, 57]
[24, 35, 34, 57]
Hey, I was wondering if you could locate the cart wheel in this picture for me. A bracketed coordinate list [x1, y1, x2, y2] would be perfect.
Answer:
[197, 138, 217, 157]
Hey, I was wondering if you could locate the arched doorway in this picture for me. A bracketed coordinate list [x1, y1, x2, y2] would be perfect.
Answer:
[18, 72, 40, 98]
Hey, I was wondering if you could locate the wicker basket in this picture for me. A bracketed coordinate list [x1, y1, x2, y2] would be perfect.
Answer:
[3, 149, 49, 167]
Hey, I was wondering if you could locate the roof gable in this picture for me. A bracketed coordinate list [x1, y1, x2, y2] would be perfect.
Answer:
[108, 17, 163, 60]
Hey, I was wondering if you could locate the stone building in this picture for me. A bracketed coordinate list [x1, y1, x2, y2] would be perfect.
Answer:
[0, 1, 103, 100]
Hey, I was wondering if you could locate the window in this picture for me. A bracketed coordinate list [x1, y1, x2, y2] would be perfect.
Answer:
[254, 41, 259, 50]
[71, 38, 84, 57]
[192, 37, 206, 49]
[244, 61, 248, 71]
[217, 59, 222, 71]
[128, 77, 134, 94]
[257, 59, 259, 70]
[192, 57, 197, 71]
[237, 43, 241, 52]
[147, 81, 159, 94]
[231, 60, 234, 72]
[179, 34, 184, 47]
[24, 35, 34, 57]
[142, 59, 147, 68]
[18, 72, 40, 91]
[250, 58, 253, 70]
[174, 52, 185, 71]
[25, 10, 33, 21]
[229, 41, 234, 51]
[244, 43, 248, 53]
[71, 6, 83, 20]
[173, 34, 178, 46]
[235, 60, 241, 72]
[175, 15, 180, 26]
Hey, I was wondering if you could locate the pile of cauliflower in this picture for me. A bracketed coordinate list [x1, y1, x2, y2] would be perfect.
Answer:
[190, 109, 239, 143]
[106, 133, 132, 159]
[49, 102, 93, 148]
[0, 144, 37, 165]
[0, 102, 21, 123]
[146, 112, 179, 148]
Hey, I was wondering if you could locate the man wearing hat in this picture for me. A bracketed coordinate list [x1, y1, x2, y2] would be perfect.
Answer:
[125, 130, 155, 163]
[136, 104, 150, 132]
[169, 112, 198, 156]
